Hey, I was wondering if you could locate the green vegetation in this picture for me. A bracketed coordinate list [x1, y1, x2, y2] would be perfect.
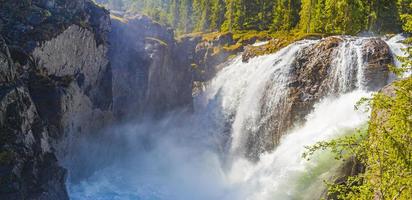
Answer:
[304, 76, 412, 200]
[241, 32, 328, 61]
[302, 3, 412, 198]
[145, 37, 169, 46]
[303, 50, 412, 200]
[97, 0, 410, 35]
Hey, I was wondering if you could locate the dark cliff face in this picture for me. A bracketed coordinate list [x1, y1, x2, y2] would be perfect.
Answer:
[0, 0, 109, 53]
[110, 15, 193, 120]
[1, 1, 196, 198]
[0, 36, 68, 200]
[0, 0, 112, 199]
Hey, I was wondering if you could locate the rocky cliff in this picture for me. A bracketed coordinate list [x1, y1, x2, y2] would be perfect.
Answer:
[0, 34, 69, 200]
[0, 1, 194, 199]
[110, 15, 193, 120]
[0, 0, 113, 198]
[0, 0, 400, 198]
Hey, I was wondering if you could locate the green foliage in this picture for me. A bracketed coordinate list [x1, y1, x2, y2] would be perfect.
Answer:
[96, 0, 406, 35]
[300, 0, 370, 34]
[302, 12, 412, 198]
[302, 129, 367, 162]
[303, 77, 412, 200]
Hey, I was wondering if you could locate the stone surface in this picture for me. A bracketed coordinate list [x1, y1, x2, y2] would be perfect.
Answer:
[362, 38, 392, 91]
[0, 0, 110, 53]
[0, 0, 397, 196]
[110, 15, 193, 120]
[245, 36, 393, 159]
[0, 38, 68, 200]
[0, 1, 112, 198]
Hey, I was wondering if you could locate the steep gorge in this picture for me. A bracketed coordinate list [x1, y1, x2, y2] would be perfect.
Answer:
[0, 1, 193, 198]
[66, 35, 402, 199]
[0, 1, 407, 199]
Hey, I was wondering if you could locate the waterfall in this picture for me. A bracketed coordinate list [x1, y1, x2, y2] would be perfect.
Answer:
[330, 37, 366, 92]
[386, 34, 409, 78]
[68, 35, 405, 200]
[226, 90, 370, 200]
[199, 40, 317, 157]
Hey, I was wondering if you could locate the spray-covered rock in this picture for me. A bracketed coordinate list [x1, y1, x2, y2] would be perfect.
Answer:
[110, 15, 193, 120]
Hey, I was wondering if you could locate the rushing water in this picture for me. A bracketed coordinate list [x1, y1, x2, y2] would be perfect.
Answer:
[386, 34, 409, 78]
[68, 35, 405, 200]
[330, 37, 366, 92]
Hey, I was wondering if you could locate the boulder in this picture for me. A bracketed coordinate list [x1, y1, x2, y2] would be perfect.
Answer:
[245, 36, 393, 159]
[362, 39, 392, 91]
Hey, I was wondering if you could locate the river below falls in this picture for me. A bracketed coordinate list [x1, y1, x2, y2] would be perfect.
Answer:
[66, 35, 406, 200]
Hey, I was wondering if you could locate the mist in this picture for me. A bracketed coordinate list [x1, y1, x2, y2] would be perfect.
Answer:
[64, 109, 243, 200]
[64, 38, 381, 199]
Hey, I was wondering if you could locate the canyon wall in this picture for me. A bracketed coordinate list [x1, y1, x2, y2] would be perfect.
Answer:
[0, 1, 194, 198]
[110, 15, 193, 120]
[0, 0, 399, 198]
[0, 1, 111, 198]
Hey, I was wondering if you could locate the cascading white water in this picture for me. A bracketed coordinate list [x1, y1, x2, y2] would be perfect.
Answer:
[330, 37, 370, 92]
[68, 35, 405, 200]
[386, 34, 409, 78]
[225, 90, 370, 200]
[199, 40, 316, 156]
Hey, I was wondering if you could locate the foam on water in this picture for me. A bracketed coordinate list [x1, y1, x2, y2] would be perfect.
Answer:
[68, 35, 406, 200]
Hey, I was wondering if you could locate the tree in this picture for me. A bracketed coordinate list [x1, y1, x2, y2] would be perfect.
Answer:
[210, 0, 226, 31]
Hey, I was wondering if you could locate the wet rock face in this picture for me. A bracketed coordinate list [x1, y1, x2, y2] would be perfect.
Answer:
[362, 39, 392, 91]
[248, 36, 392, 159]
[288, 36, 392, 121]
[110, 15, 193, 120]
[287, 37, 343, 126]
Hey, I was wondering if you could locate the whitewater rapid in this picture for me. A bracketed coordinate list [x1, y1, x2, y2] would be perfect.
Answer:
[68, 35, 406, 200]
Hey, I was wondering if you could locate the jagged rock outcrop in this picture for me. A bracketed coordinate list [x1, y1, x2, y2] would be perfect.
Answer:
[179, 32, 269, 82]
[189, 32, 236, 81]
[1, 1, 198, 197]
[0, 0, 109, 53]
[287, 36, 392, 131]
[110, 15, 193, 120]
[0, 37, 68, 200]
[31, 24, 113, 141]
[0, 0, 112, 199]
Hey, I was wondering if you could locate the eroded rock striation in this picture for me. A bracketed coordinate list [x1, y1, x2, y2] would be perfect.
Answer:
[0, 35, 68, 200]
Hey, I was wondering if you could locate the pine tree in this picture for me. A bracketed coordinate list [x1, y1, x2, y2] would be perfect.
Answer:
[178, 0, 193, 33]
[210, 0, 226, 31]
